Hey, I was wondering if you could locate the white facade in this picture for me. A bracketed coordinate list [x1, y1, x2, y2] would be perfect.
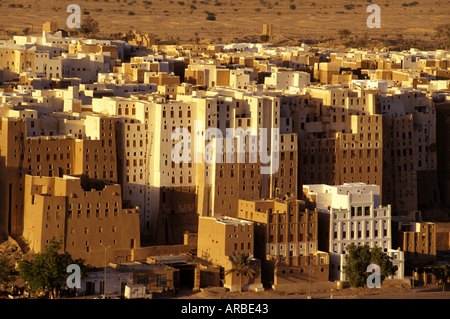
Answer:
[264, 68, 310, 91]
[79, 267, 134, 296]
[229, 68, 253, 89]
[303, 183, 405, 281]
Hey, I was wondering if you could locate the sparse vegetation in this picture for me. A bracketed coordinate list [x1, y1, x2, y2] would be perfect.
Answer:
[338, 28, 351, 41]
[260, 34, 270, 42]
[289, 4, 296, 9]
[434, 23, 450, 49]
[0, 257, 17, 289]
[433, 264, 450, 292]
[402, 2, 418, 6]
[80, 15, 100, 37]
[205, 11, 216, 20]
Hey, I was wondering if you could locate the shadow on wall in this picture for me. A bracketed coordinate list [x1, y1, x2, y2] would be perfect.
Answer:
[156, 186, 199, 245]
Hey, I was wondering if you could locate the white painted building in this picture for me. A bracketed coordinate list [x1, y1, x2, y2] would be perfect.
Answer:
[264, 67, 310, 91]
[303, 183, 405, 281]
[79, 266, 134, 296]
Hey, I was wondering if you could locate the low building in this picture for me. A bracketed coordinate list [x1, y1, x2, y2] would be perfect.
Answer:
[109, 261, 179, 292]
[197, 216, 264, 292]
[79, 266, 134, 296]
[147, 254, 221, 290]
[392, 211, 437, 273]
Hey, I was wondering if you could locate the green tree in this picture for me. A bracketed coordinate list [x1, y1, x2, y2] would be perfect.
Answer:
[343, 243, 397, 295]
[433, 263, 450, 292]
[0, 257, 17, 290]
[260, 34, 270, 42]
[224, 252, 256, 293]
[19, 237, 87, 298]
[80, 16, 100, 38]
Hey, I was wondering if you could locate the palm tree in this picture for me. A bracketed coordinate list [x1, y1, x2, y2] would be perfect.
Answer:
[224, 252, 256, 293]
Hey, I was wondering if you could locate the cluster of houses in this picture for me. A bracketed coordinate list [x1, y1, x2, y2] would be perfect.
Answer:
[1, 23, 450, 295]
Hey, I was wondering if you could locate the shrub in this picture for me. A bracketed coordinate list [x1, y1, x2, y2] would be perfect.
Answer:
[128, 10, 135, 15]
[289, 4, 296, 9]
[260, 34, 270, 42]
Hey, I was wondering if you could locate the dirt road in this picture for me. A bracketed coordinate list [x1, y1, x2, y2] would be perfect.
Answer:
[152, 284, 450, 299]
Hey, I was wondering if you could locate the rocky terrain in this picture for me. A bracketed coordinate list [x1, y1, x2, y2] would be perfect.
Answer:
[0, 234, 24, 265]
[0, 0, 448, 49]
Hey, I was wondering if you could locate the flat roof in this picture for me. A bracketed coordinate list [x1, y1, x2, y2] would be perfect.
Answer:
[149, 255, 191, 264]
[200, 216, 252, 226]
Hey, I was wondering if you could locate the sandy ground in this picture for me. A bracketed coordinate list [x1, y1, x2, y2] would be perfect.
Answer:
[148, 284, 450, 299]
[1, 0, 449, 47]
[11, 282, 449, 299]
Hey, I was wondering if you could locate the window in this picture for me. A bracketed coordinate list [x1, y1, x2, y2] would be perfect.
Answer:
[157, 274, 167, 287]
[138, 275, 148, 286]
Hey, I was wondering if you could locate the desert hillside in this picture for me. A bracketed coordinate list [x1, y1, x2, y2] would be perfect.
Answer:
[1, 0, 448, 46]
